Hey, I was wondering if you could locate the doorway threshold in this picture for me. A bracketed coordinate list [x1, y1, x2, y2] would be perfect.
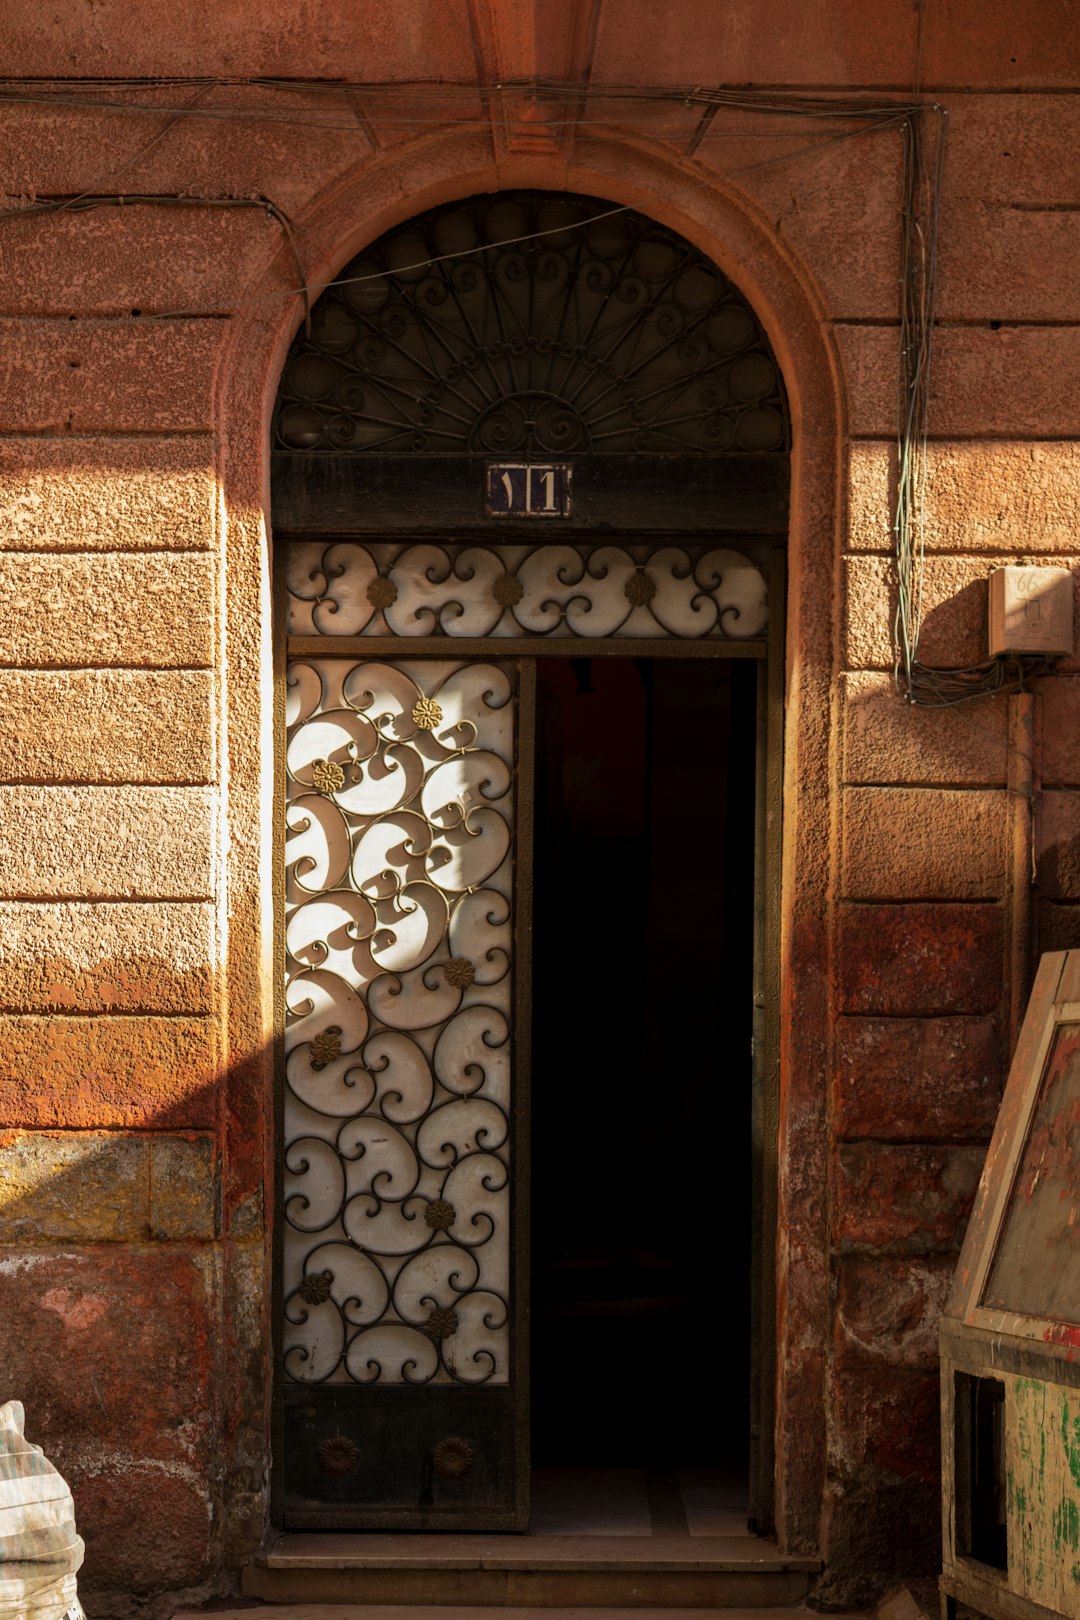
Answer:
[244, 1470, 819, 1609]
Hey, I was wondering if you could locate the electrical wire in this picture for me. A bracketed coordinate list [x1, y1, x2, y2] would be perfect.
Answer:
[0, 77, 937, 108]
[0, 75, 986, 708]
[0, 110, 918, 320]
[886, 100, 1061, 707]
[895, 655, 1059, 709]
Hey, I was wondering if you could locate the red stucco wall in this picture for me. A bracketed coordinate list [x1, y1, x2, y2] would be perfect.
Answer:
[2, 1, 1079, 1611]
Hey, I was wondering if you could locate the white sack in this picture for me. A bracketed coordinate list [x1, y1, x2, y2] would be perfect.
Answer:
[0, 1402, 84, 1620]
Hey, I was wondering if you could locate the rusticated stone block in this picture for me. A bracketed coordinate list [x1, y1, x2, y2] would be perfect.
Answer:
[0, 553, 213, 668]
[945, 94, 1080, 208]
[834, 1015, 1002, 1140]
[937, 206, 1080, 323]
[816, 1471, 941, 1608]
[0, 670, 215, 783]
[0, 786, 214, 898]
[928, 328, 1080, 437]
[837, 903, 1004, 1016]
[0, 0, 480, 80]
[0, 318, 220, 432]
[0, 90, 368, 214]
[818, 1366, 944, 1602]
[0, 901, 213, 1013]
[835, 1256, 955, 1370]
[841, 672, 1007, 785]
[149, 1133, 219, 1240]
[844, 554, 990, 671]
[0, 1015, 216, 1128]
[1037, 900, 1080, 955]
[920, 0, 1080, 89]
[0, 1129, 217, 1241]
[0, 206, 282, 317]
[831, 1364, 942, 1484]
[1037, 790, 1080, 899]
[834, 1142, 986, 1256]
[846, 442, 893, 556]
[1034, 675, 1080, 787]
[78, 1465, 214, 1595]
[849, 440, 1080, 556]
[0, 435, 215, 551]
[727, 126, 900, 321]
[0, 1245, 216, 1590]
[838, 323, 1080, 438]
[0, 1130, 148, 1241]
[842, 787, 1005, 900]
[593, 0, 916, 86]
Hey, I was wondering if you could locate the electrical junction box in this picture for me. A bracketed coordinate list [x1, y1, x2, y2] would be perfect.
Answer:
[988, 564, 1073, 658]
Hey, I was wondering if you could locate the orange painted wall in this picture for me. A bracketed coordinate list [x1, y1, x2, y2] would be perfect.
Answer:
[1, 1, 1078, 1611]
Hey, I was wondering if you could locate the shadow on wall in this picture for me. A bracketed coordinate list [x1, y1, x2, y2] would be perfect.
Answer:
[0, 1062, 264, 1620]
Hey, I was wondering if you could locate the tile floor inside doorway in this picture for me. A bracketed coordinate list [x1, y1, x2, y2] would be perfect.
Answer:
[529, 1469, 749, 1539]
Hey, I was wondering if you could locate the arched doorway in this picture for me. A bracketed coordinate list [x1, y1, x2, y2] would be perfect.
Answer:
[271, 191, 789, 1532]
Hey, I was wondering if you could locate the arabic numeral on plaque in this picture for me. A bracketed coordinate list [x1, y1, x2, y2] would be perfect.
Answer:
[485, 462, 570, 518]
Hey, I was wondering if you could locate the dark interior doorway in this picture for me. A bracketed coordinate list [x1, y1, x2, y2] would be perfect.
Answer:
[530, 656, 758, 1476]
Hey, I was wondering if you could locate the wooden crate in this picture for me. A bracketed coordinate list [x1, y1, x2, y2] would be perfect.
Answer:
[942, 950, 1080, 1620]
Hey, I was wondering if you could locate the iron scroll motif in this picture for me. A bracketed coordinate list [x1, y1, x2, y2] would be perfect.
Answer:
[273, 193, 789, 457]
[283, 658, 514, 1387]
[287, 540, 768, 641]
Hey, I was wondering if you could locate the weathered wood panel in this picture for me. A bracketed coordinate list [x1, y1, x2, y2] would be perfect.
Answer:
[1007, 1376, 1080, 1619]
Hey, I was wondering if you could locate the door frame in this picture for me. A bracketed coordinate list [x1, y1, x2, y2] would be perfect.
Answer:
[269, 536, 784, 1530]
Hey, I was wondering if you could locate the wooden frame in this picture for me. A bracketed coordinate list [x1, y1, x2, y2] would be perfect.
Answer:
[941, 948, 1080, 1620]
[271, 452, 790, 538]
[948, 949, 1080, 1346]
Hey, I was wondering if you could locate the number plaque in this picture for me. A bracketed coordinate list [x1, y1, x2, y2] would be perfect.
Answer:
[485, 463, 572, 518]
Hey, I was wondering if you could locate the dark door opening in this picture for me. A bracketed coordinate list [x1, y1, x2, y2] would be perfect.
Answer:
[530, 656, 758, 1478]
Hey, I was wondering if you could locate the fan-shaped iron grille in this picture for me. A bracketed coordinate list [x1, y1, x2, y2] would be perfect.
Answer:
[274, 193, 789, 458]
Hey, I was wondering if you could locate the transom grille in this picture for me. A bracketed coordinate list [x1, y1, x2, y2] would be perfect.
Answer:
[286, 539, 769, 642]
[274, 193, 789, 458]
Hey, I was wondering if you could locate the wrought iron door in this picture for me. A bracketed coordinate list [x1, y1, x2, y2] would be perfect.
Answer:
[277, 538, 772, 1530]
[281, 651, 529, 1528]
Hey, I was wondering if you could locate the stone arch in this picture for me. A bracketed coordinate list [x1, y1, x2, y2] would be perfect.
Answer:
[212, 134, 842, 1558]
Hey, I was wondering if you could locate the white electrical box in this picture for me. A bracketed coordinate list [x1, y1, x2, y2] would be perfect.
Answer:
[988, 565, 1074, 658]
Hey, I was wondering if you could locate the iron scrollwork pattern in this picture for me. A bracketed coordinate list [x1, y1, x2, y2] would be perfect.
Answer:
[273, 192, 789, 456]
[283, 658, 514, 1386]
[287, 540, 768, 641]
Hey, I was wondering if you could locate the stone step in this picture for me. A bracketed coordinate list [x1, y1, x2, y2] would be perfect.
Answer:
[240, 1535, 820, 1609]
[184, 1608, 844, 1620]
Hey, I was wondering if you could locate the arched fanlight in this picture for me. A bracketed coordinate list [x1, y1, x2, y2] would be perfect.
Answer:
[274, 192, 789, 458]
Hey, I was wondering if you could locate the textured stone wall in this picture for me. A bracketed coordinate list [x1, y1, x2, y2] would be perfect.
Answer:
[0, 0, 1077, 1612]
